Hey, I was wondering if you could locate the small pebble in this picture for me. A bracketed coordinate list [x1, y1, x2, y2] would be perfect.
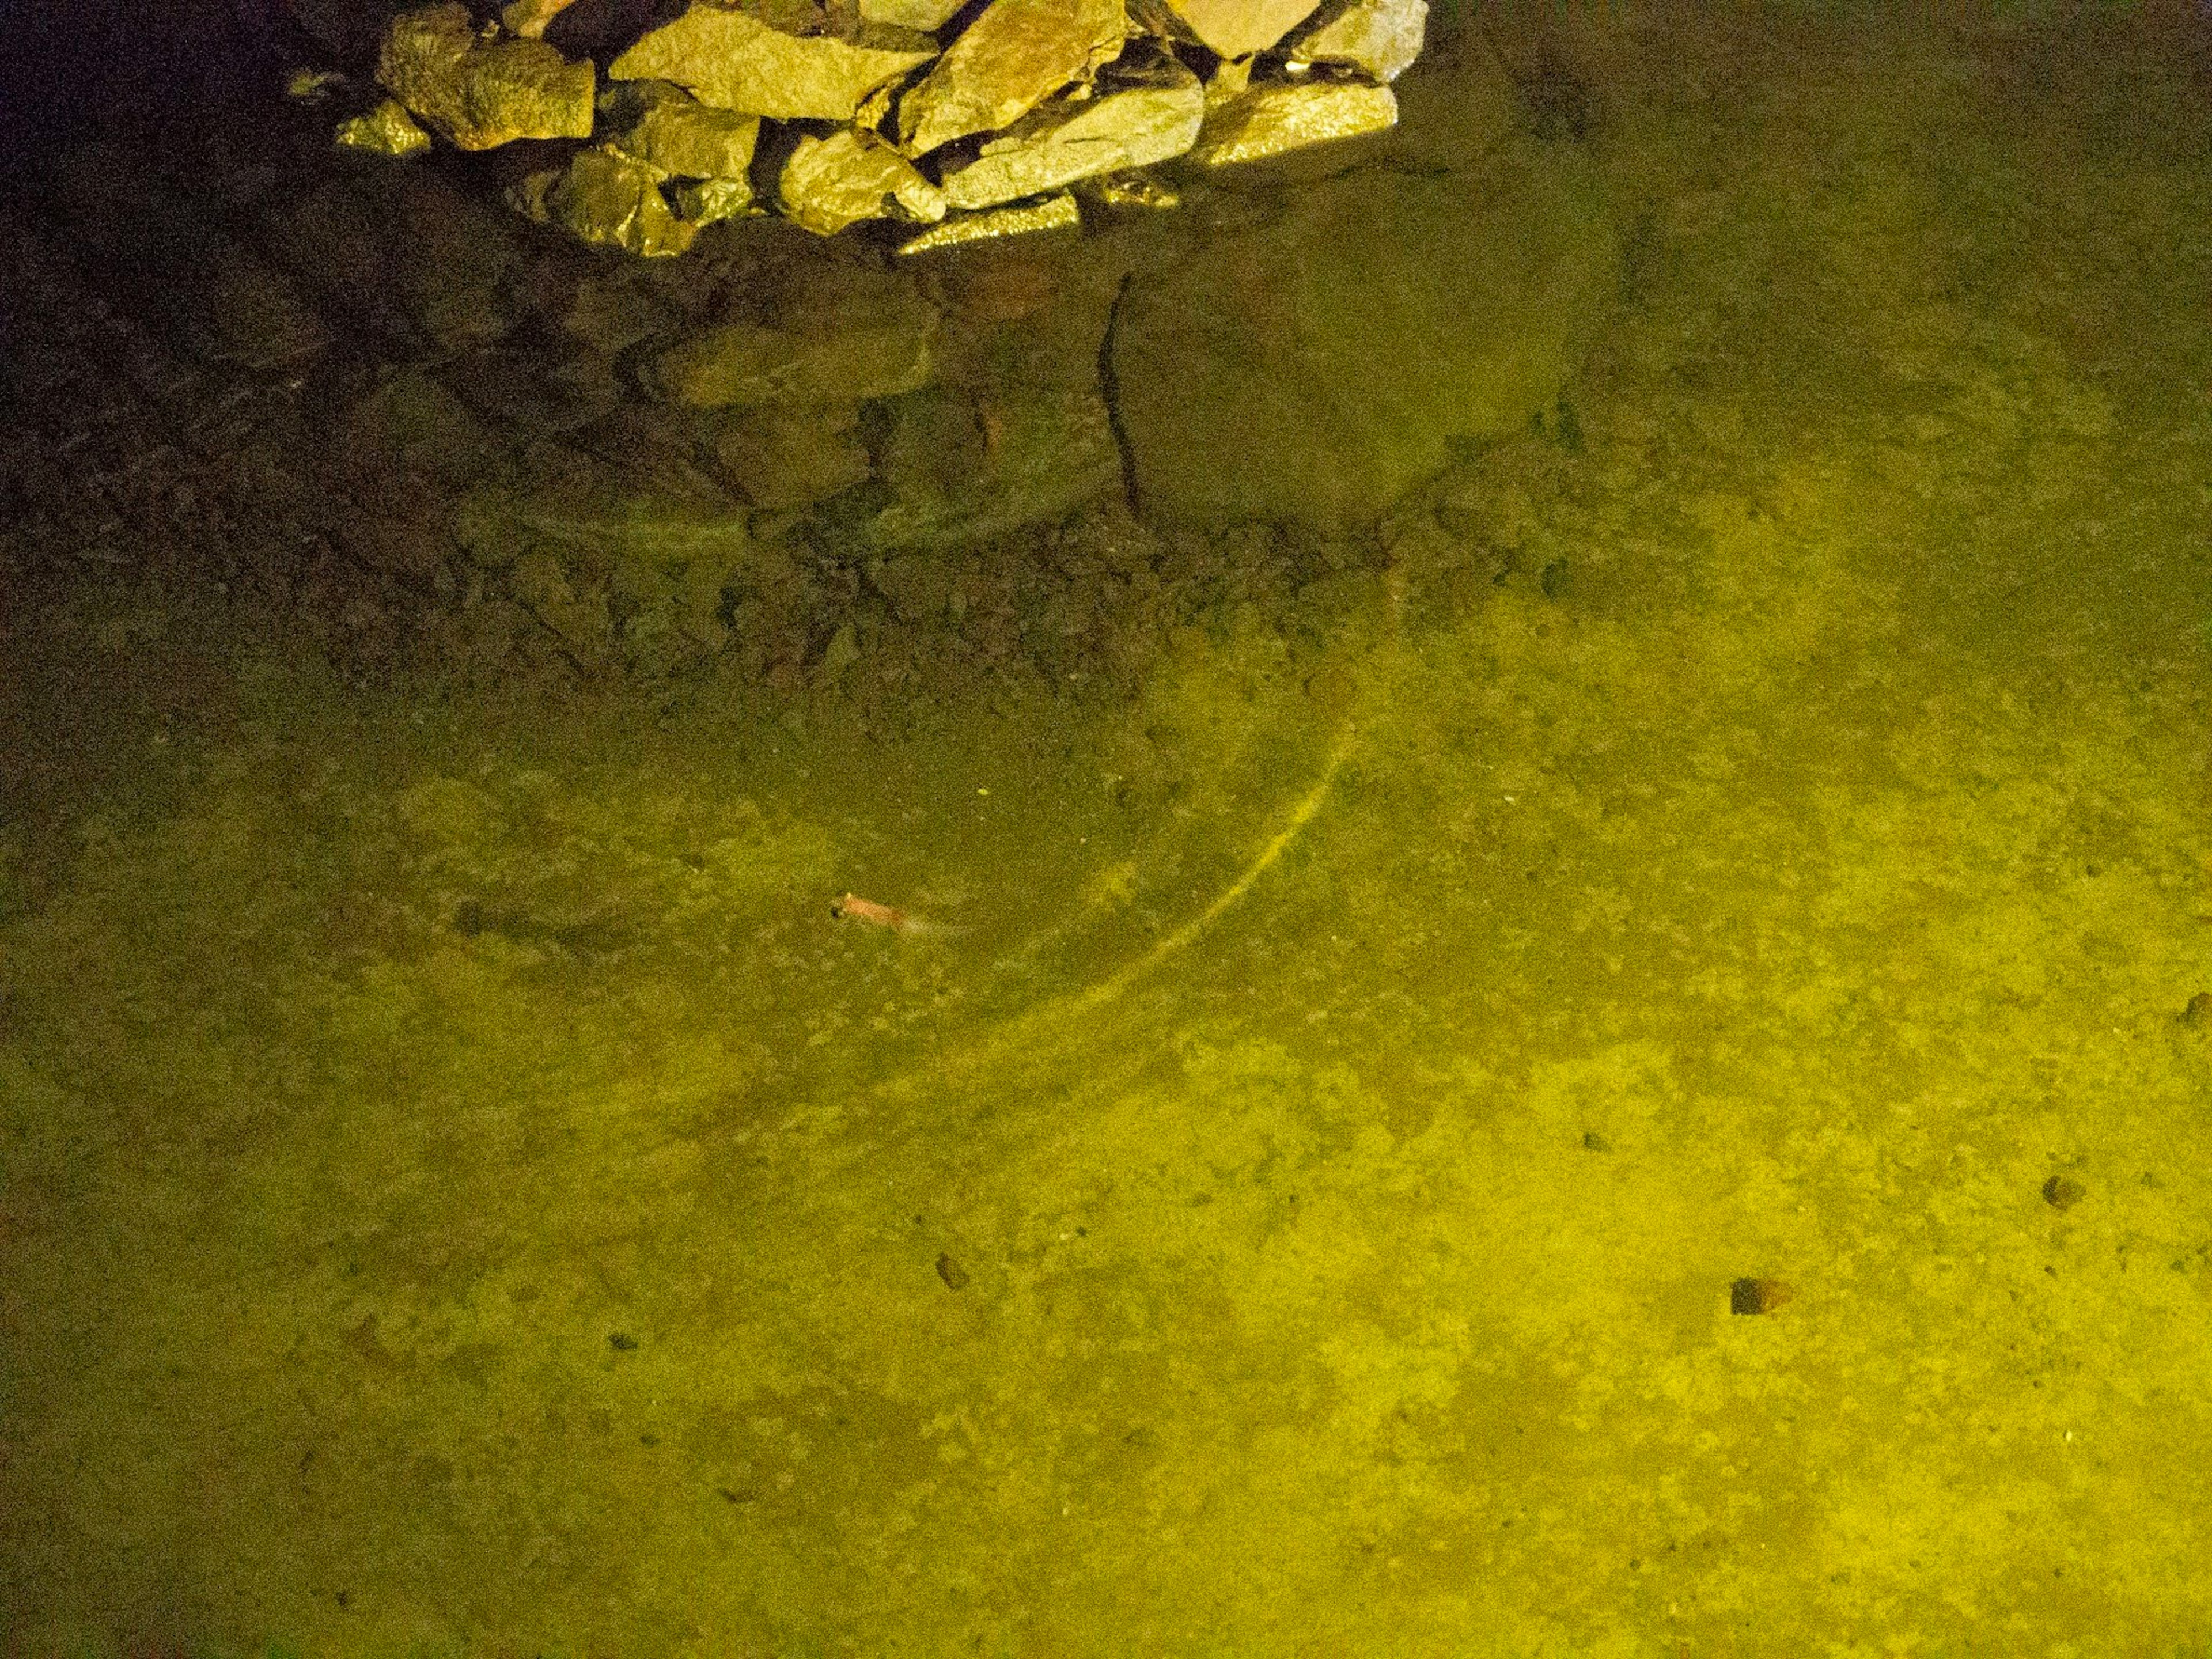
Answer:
[2180, 991, 2212, 1029]
[935, 1252, 969, 1290]
[1730, 1277, 1792, 1315]
[2042, 1176, 2085, 1211]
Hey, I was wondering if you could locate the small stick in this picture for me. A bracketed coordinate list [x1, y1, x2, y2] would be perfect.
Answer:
[830, 892, 908, 931]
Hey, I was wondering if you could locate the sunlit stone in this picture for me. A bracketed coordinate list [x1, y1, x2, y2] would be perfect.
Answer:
[609, 3, 936, 123]
[377, 2, 596, 150]
[537, 146, 701, 257]
[333, 97, 433, 157]
[1129, 0, 1319, 58]
[897, 0, 1128, 157]
[937, 53, 1202, 210]
[1291, 0, 1426, 82]
[778, 127, 948, 235]
[614, 96, 762, 181]
[897, 192, 1082, 253]
[1187, 77, 1396, 165]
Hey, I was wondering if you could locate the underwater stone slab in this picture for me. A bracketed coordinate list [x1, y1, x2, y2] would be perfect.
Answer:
[609, 3, 936, 122]
[937, 54, 1202, 210]
[1130, 0, 1319, 58]
[713, 404, 873, 507]
[1111, 142, 1619, 531]
[897, 0, 1129, 157]
[1290, 0, 1426, 82]
[777, 128, 946, 236]
[1187, 77, 1396, 165]
[645, 270, 938, 406]
[376, 2, 596, 150]
[848, 385, 1122, 551]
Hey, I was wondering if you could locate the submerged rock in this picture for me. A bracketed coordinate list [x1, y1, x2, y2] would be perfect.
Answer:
[376, 2, 596, 150]
[1111, 142, 1619, 529]
[851, 385, 1122, 551]
[897, 0, 1129, 157]
[608, 2, 936, 122]
[645, 264, 939, 407]
[713, 404, 874, 507]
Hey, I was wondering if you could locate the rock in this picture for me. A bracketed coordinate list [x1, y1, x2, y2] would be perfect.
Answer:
[851, 384, 1121, 550]
[377, 2, 597, 150]
[537, 145, 701, 257]
[388, 171, 527, 347]
[862, 0, 965, 24]
[333, 97, 433, 157]
[1187, 77, 1397, 166]
[1290, 0, 1426, 82]
[676, 176, 756, 228]
[560, 266, 677, 355]
[915, 240, 1114, 388]
[258, 177, 407, 342]
[1130, 0, 1319, 58]
[501, 0, 581, 39]
[1110, 141, 1618, 530]
[609, 3, 936, 122]
[1383, 29, 1518, 174]
[712, 404, 873, 507]
[775, 127, 945, 236]
[899, 192, 1081, 254]
[339, 514, 456, 588]
[487, 424, 751, 571]
[338, 367, 498, 493]
[613, 94, 761, 181]
[937, 49, 1202, 211]
[192, 240, 335, 369]
[645, 262, 939, 407]
[896, 0, 1128, 157]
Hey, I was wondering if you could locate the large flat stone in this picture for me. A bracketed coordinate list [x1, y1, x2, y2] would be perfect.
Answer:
[609, 3, 935, 122]
[1109, 140, 1619, 531]
[897, 0, 1128, 157]
[643, 263, 939, 407]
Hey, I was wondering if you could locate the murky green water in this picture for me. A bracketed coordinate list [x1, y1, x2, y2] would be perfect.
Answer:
[6, 10, 2212, 1656]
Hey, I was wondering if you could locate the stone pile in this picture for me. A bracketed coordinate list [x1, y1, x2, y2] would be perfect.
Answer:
[324, 0, 1426, 255]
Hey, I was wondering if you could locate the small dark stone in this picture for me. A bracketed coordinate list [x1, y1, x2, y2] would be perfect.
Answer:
[608, 1331, 638, 1351]
[1730, 1277, 1791, 1315]
[2042, 1176, 2085, 1211]
[2180, 991, 2212, 1029]
[935, 1252, 969, 1290]
[1582, 1131, 1611, 1152]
